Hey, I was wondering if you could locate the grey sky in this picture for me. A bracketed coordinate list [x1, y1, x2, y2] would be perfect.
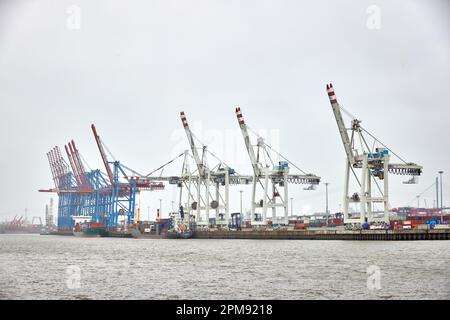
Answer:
[0, 0, 449, 221]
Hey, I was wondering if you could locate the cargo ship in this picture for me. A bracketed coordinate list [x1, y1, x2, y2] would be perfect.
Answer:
[131, 218, 193, 239]
[166, 224, 193, 239]
[73, 222, 108, 238]
[106, 230, 133, 238]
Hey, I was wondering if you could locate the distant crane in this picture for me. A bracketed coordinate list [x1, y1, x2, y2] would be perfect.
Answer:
[326, 83, 422, 224]
[45, 198, 54, 230]
[235, 107, 320, 226]
[31, 216, 43, 226]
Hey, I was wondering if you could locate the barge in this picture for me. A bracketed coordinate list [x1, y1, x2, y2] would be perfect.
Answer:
[131, 219, 193, 239]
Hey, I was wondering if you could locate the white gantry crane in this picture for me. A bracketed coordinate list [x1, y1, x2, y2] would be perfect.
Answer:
[142, 112, 252, 230]
[179, 111, 213, 226]
[326, 83, 422, 224]
[180, 111, 252, 227]
[235, 107, 321, 226]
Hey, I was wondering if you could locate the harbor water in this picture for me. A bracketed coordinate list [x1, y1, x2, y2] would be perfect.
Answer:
[0, 234, 449, 300]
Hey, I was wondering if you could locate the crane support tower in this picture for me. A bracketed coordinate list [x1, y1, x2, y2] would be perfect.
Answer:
[326, 83, 422, 224]
[235, 107, 320, 226]
[179, 111, 237, 227]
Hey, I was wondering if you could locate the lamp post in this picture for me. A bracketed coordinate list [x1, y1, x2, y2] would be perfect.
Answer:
[439, 171, 444, 223]
[147, 206, 150, 222]
[416, 195, 420, 209]
[436, 176, 439, 210]
[159, 199, 162, 219]
[239, 190, 243, 214]
[324, 182, 329, 226]
[290, 197, 293, 216]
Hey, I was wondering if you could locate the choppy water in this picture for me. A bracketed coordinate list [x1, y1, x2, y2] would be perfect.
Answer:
[0, 234, 449, 300]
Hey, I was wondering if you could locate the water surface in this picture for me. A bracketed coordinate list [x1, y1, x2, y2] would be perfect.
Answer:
[0, 234, 449, 299]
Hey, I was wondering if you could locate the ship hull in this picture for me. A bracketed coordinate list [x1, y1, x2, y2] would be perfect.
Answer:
[73, 228, 108, 238]
[73, 232, 102, 238]
[166, 230, 193, 239]
[130, 228, 166, 239]
[107, 230, 133, 238]
[131, 228, 193, 239]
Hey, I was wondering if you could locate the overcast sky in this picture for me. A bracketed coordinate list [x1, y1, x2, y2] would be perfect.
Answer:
[0, 0, 449, 221]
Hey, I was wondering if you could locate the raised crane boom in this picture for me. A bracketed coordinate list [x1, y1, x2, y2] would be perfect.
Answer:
[64, 144, 81, 188]
[91, 124, 115, 186]
[180, 112, 207, 178]
[326, 84, 356, 166]
[67, 142, 83, 188]
[326, 82, 422, 224]
[47, 147, 69, 191]
[46, 151, 58, 189]
[234, 106, 320, 226]
[70, 140, 91, 191]
[235, 107, 260, 176]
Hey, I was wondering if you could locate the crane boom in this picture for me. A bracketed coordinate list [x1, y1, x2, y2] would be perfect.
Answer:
[46, 151, 58, 189]
[235, 107, 260, 176]
[91, 124, 115, 186]
[180, 112, 206, 177]
[50, 147, 67, 189]
[55, 146, 70, 188]
[326, 84, 356, 166]
[67, 144, 83, 188]
[56, 147, 68, 178]
[47, 149, 60, 189]
[64, 144, 81, 187]
[70, 140, 91, 190]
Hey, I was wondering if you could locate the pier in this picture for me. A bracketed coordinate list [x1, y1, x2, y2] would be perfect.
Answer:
[193, 229, 450, 241]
